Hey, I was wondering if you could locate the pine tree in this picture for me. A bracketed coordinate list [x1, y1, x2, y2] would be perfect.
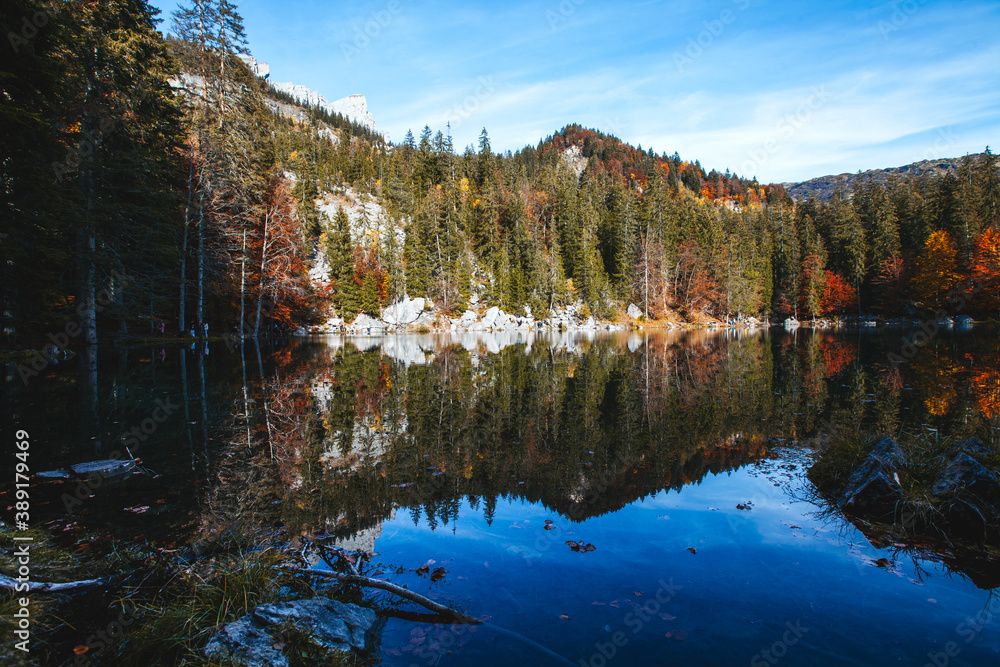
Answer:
[327, 206, 354, 312]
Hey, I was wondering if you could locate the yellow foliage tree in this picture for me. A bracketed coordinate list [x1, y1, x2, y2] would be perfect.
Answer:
[909, 230, 960, 309]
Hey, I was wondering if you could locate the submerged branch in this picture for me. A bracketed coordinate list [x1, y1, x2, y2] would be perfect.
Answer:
[0, 574, 106, 593]
[280, 565, 481, 625]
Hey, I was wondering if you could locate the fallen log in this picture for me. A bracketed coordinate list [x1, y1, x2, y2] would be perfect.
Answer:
[0, 574, 106, 593]
[280, 565, 481, 625]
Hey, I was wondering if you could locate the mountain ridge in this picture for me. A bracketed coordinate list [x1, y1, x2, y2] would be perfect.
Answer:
[783, 154, 986, 202]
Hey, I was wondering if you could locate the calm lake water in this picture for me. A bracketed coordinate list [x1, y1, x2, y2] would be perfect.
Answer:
[4, 327, 1000, 665]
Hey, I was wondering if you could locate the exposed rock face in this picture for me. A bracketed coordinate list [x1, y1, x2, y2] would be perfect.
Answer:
[203, 597, 380, 666]
[560, 145, 588, 180]
[270, 82, 377, 132]
[627, 304, 643, 320]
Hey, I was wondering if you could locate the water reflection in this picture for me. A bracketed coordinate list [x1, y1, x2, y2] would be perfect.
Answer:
[5, 328, 1000, 663]
[6, 329, 999, 544]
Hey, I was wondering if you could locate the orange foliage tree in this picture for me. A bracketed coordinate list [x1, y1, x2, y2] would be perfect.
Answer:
[256, 178, 314, 332]
[909, 230, 961, 310]
[674, 241, 722, 315]
[971, 227, 1000, 313]
[820, 271, 857, 316]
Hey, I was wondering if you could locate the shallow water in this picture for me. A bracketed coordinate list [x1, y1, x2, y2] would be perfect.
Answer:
[4, 327, 1000, 665]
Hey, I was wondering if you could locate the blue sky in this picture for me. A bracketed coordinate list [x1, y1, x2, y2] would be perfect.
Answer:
[149, 0, 1000, 183]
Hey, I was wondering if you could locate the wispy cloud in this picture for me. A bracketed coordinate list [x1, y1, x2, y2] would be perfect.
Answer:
[150, 0, 1000, 182]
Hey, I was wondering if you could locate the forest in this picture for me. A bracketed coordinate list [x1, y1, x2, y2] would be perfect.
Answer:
[3, 0, 1000, 350]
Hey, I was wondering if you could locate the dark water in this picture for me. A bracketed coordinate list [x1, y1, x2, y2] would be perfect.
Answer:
[3, 327, 1000, 665]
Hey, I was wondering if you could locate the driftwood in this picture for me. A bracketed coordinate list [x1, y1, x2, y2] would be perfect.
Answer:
[281, 565, 481, 625]
[0, 574, 106, 593]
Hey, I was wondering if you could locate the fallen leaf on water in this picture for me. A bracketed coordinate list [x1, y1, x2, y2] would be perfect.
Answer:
[736, 502, 753, 511]
[660, 613, 676, 621]
[687, 547, 697, 555]
[875, 558, 891, 568]
[633, 591, 643, 597]
[73, 646, 88, 655]
[415, 565, 430, 576]
[673, 630, 689, 641]
[545, 519, 554, 524]
[559, 614, 570, 620]
[430, 567, 449, 582]
[544, 524, 557, 531]
[124, 506, 149, 514]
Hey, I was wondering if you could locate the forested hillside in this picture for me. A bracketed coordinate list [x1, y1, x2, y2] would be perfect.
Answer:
[3, 0, 999, 350]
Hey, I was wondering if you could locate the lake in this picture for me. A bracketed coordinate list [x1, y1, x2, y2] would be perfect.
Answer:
[4, 326, 1000, 665]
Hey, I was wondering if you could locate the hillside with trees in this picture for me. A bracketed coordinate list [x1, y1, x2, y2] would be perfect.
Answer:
[3, 0, 999, 352]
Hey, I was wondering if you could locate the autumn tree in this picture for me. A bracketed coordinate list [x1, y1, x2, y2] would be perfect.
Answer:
[871, 253, 908, 312]
[821, 271, 857, 316]
[909, 230, 961, 310]
[970, 227, 1000, 313]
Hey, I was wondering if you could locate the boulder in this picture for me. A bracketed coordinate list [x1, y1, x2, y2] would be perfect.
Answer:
[837, 437, 907, 518]
[381, 298, 424, 325]
[460, 310, 478, 326]
[482, 307, 501, 327]
[931, 450, 1000, 505]
[203, 597, 380, 666]
[350, 314, 385, 332]
[627, 303, 643, 320]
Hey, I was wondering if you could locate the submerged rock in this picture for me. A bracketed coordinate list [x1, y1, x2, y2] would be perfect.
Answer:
[203, 597, 380, 666]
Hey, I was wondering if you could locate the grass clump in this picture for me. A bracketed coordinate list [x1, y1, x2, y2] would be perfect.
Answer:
[110, 546, 312, 666]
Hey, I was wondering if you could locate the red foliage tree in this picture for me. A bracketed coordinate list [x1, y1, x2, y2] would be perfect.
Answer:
[820, 271, 857, 316]
[971, 227, 1000, 313]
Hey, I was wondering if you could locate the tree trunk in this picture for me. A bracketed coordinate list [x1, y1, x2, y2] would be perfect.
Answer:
[253, 210, 270, 339]
[239, 228, 247, 339]
[197, 191, 205, 333]
[180, 154, 195, 333]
